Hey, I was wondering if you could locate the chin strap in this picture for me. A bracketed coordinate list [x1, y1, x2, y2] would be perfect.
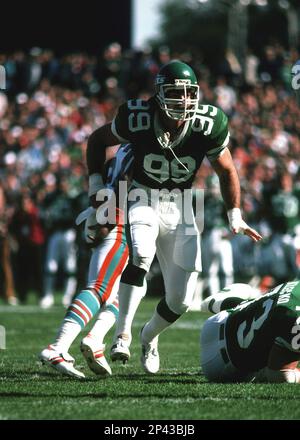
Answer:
[166, 143, 189, 172]
[161, 131, 189, 172]
[156, 117, 190, 173]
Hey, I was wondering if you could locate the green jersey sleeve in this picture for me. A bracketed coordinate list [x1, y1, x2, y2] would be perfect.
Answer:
[111, 99, 152, 143]
[111, 102, 132, 143]
[205, 107, 230, 161]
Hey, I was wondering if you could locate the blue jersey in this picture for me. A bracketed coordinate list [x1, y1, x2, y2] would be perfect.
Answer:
[76, 144, 134, 228]
[104, 143, 134, 192]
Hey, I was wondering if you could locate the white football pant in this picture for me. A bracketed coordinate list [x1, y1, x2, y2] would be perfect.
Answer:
[128, 190, 201, 314]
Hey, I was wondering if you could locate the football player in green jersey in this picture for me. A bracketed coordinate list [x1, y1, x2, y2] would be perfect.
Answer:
[200, 281, 300, 383]
[87, 60, 262, 374]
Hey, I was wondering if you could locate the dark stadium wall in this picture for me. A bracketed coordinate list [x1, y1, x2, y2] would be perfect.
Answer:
[0, 0, 132, 54]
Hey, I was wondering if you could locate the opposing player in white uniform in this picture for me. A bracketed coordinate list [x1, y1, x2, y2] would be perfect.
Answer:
[86, 60, 262, 374]
[39, 144, 133, 378]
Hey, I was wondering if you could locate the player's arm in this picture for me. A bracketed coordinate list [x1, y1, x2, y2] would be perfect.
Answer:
[200, 284, 260, 314]
[210, 149, 262, 242]
[210, 148, 240, 210]
[204, 107, 261, 242]
[255, 344, 300, 383]
[87, 101, 132, 208]
[78, 142, 134, 246]
[86, 123, 122, 208]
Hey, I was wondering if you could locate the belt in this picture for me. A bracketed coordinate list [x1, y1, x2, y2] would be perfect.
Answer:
[131, 180, 184, 198]
[219, 323, 230, 365]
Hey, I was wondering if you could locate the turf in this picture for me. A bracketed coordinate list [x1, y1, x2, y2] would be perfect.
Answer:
[1, 295, 300, 420]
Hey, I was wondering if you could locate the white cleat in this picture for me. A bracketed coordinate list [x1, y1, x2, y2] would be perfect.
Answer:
[110, 335, 131, 364]
[39, 345, 85, 379]
[140, 328, 160, 374]
[40, 294, 54, 309]
[80, 336, 112, 376]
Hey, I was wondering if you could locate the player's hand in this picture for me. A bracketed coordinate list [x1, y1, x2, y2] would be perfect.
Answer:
[241, 224, 263, 242]
[86, 207, 124, 247]
[227, 208, 262, 243]
[87, 223, 114, 243]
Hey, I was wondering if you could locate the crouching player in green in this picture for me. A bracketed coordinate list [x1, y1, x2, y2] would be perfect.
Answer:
[200, 281, 300, 383]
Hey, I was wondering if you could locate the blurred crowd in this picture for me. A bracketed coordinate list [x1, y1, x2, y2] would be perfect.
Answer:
[0, 42, 300, 306]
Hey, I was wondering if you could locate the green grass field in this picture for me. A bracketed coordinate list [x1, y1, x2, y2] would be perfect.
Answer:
[1, 295, 300, 420]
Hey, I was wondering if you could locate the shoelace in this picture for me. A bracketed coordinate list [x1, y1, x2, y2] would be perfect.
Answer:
[144, 345, 158, 357]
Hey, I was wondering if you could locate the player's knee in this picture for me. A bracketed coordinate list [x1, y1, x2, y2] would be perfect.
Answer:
[132, 253, 152, 272]
[121, 263, 147, 287]
[166, 294, 190, 316]
[157, 297, 182, 323]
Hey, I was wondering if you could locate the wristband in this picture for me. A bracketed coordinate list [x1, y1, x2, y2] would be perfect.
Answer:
[227, 207, 242, 224]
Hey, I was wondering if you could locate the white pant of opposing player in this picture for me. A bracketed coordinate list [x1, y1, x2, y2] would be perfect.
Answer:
[128, 190, 201, 314]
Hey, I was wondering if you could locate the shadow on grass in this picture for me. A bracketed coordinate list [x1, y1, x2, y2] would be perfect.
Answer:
[0, 369, 202, 381]
[1, 390, 299, 401]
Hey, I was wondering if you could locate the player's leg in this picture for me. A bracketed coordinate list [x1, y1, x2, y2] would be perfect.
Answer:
[80, 300, 119, 376]
[110, 203, 159, 363]
[61, 229, 77, 308]
[40, 231, 60, 308]
[140, 219, 201, 373]
[39, 282, 101, 378]
[254, 343, 300, 383]
[110, 266, 148, 362]
[87, 298, 119, 344]
[2, 236, 18, 305]
[140, 251, 199, 373]
[80, 226, 128, 374]
[80, 275, 122, 376]
[40, 225, 128, 378]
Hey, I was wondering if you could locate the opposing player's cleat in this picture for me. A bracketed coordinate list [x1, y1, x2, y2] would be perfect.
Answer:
[110, 334, 131, 364]
[80, 336, 112, 376]
[40, 294, 54, 309]
[140, 327, 160, 374]
[39, 345, 85, 379]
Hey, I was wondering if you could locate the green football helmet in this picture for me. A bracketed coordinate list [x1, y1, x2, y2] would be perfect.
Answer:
[155, 60, 199, 121]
